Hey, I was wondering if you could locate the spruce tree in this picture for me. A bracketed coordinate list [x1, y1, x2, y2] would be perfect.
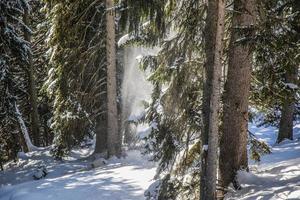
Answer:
[220, 0, 256, 189]
[119, 0, 206, 198]
[251, 0, 299, 143]
[0, 0, 33, 160]
[45, 0, 107, 158]
[105, 0, 121, 157]
[23, 2, 41, 147]
[200, 0, 225, 199]
[277, 0, 299, 143]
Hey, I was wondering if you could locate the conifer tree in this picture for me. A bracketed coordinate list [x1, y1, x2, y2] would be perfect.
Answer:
[277, 0, 299, 143]
[220, 0, 256, 189]
[31, 0, 54, 146]
[23, 2, 41, 147]
[200, 0, 225, 199]
[45, 0, 107, 158]
[45, 0, 121, 158]
[251, 0, 299, 143]
[105, 0, 121, 157]
[119, 0, 207, 199]
[0, 0, 33, 159]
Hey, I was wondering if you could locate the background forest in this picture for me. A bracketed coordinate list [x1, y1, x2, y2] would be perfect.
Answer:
[0, 0, 299, 199]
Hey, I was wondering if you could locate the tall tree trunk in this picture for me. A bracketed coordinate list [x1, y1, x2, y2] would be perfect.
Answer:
[200, 0, 225, 199]
[219, 0, 255, 189]
[200, 13, 213, 200]
[23, 8, 40, 147]
[200, 6, 214, 199]
[106, 0, 121, 157]
[277, 0, 300, 143]
[277, 89, 295, 143]
[94, 115, 108, 155]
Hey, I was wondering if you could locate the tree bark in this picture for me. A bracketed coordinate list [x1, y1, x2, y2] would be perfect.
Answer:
[23, 8, 40, 147]
[94, 115, 108, 155]
[277, 0, 299, 144]
[219, 0, 255, 189]
[106, 0, 121, 157]
[200, 3, 214, 199]
[277, 94, 295, 143]
[277, 68, 298, 143]
[200, 0, 225, 199]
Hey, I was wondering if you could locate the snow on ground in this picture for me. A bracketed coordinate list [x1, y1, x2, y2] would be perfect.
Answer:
[226, 123, 300, 200]
[2, 121, 300, 200]
[0, 150, 156, 200]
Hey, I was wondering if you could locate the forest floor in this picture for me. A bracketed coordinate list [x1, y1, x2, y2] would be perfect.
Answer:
[0, 149, 156, 200]
[226, 123, 300, 200]
[1, 123, 300, 200]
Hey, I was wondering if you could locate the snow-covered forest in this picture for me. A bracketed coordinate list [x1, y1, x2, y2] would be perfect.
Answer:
[0, 0, 299, 199]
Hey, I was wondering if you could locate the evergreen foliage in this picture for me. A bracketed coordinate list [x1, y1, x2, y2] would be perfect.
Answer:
[44, 0, 107, 158]
[0, 0, 32, 163]
[0, 0, 298, 198]
[251, 0, 300, 126]
[248, 130, 271, 162]
[31, 0, 54, 147]
[120, 0, 205, 198]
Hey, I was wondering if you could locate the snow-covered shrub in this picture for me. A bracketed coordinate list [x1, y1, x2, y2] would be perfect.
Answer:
[145, 174, 182, 200]
[91, 158, 107, 168]
[33, 165, 48, 180]
[17, 152, 29, 160]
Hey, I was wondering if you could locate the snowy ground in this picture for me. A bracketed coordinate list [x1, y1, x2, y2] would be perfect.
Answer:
[0, 150, 156, 200]
[226, 123, 300, 200]
[2, 123, 300, 200]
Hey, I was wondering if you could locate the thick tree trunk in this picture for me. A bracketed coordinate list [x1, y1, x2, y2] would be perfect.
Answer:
[106, 0, 121, 157]
[200, 0, 225, 199]
[277, 0, 299, 144]
[94, 115, 108, 155]
[277, 99, 294, 143]
[277, 68, 298, 143]
[23, 9, 40, 147]
[219, 0, 255, 189]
